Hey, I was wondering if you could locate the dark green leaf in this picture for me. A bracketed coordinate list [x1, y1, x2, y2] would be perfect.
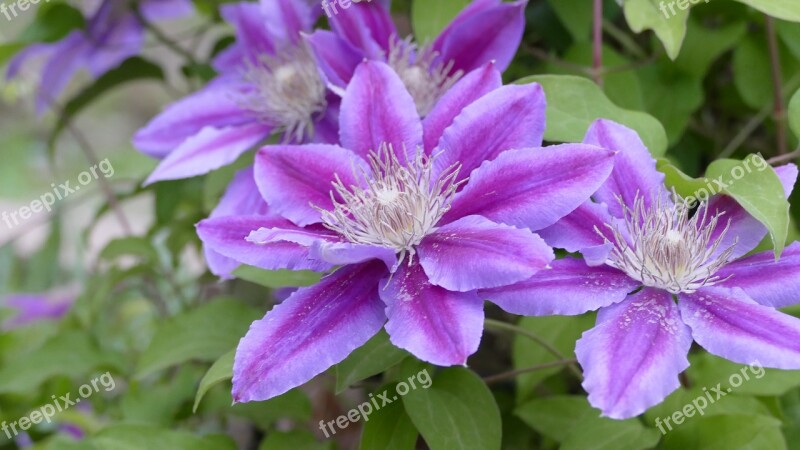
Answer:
[336, 330, 409, 393]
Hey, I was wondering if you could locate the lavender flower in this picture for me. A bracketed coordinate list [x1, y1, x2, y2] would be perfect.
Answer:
[483, 119, 800, 419]
[197, 60, 616, 402]
[2, 293, 73, 330]
[307, 0, 527, 116]
[6, 0, 193, 114]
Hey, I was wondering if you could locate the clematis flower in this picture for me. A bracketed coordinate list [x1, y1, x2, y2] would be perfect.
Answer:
[133, 0, 340, 185]
[2, 293, 73, 330]
[6, 0, 193, 114]
[483, 119, 800, 419]
[197, 60, 616, 402]
[307, 0, 527, 116]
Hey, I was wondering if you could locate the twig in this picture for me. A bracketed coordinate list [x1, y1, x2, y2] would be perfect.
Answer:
[484, 319, 583, 380]
[768, 146, 800, 165]
[131, 5, 198, 66]
[593, 0, 603, 85]
[522, 45, 591, 75]
[484, 359, 578, 384]
[766, 15, 788, 156]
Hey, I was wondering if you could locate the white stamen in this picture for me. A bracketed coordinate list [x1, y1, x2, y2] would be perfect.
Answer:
[387, 36, 463, 117]
[316, 143, 465, 265]
[597, 192, 738, 294]
[238, 44, 327, 142]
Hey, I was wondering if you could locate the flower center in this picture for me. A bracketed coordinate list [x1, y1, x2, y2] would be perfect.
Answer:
[599, 193, 737, 294]
[387, 37, 463, 117]
[239, 44, 327, 142]
[318, 143, 464, 263]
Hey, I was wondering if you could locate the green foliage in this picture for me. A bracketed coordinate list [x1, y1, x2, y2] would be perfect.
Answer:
[622, 0, 689, 60]
[359, 388, 419, 450]
[411, 0, 470, 42]
[335, 330, 409, 393]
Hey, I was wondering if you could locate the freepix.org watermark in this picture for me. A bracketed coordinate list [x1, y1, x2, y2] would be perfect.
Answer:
[1, 0, 51, 22]
[1, 158, 115, 230]
[320, 0, 373, 18]
[1, 372, 116, 439]
[318, 368, 432, 438]
[654, 361, 765, 435]
[659, 0, 711, 19]
[681, 152, 769, 209]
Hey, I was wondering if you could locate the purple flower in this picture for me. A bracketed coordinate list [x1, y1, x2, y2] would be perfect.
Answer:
[2, 293, 73, 330]
[6, 0, 193, 114]
[308, 0, 527, 116]
[197, 60, 616, 402]
[484, 119, 800, 419]
[133, 0, 337, 185]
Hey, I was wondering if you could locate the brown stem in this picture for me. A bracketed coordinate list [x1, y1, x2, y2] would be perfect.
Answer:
[484, 359, 578, 384]
[592, 0, 603, 86]
[766, 15, 788, 156]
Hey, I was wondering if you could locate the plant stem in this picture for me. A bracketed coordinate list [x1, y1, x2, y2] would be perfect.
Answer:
[484, 359, 578, 384]
[484, 319, 583, 380]
[132, 5, 198, 66]
[766, 15, 788, 156]
[592, 0, 603, 85]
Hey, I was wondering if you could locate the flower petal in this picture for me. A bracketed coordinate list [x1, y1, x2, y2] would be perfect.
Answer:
[311, 242, 398, 271]
[536, 201, 616, 263]
[140, 0, 194, 21]
[577, 288, 693, 419]
[216, 3, 275, 69]
[481, 258, 638, 316]
[583, 119, 668, 218]
[133, 78, 256, 158]
[422, 61, 502, 153]
[233, 261, 387, 402]
[261, 0, 317, 44]
[680, 286, 800, 369]
[381, 263, 484, 366]
[432, 0, 527, 74]
[715, 242, 800, 308]
[34, 32, 91, 114]
[196, 216, 333, 272]
[305, 30, 363, 89]
[417, 215, 554, 292]
[144, 123, 271, 185]
[442, 144, 615, 231]
[254, 144, 368, 226]
[435, 83, 546, 180]
[340, 61, 423, 161]
[327, 0, 396, 59]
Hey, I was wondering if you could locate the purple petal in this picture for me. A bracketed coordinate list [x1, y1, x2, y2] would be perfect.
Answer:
[422, 62, 502, 152]
[305, 30, 362, 89]
[434, 83, 546, 180]
[205, 167, 273, 278]
[6, 43, 54, 80]
[144, 123, 271, 185]
[140, 0, 194, 21]
[215, 3, 275, 70]
[680, 287, 800, 369]
[481, 258, 637, 316]
[254, 144, 368, 226]
[584, 119, 668, 218]
[442, 144, 616, 231]
[261, 0, 317, 44]
[704, 163, 798, 259]
[311, 98, 341, 144]
[233, 261, 387, 402]
[340, 61, 423, 161]
[311, 242, 398, 271]
[196, 216, 333, 272]
[432, 0, 527, 74]
[3, 294, 73, 330]
[34, 32, 91, 114]
[381, 262, 484, 366]
[417, 215, 554, 292]
[133, 78, 256, 158]
[577, 288, 693, 419]
[84, 16, 144, 77]
[537, 201, 616, 257]
[716, 242, 800, 308]
[327, 0, 396, 59]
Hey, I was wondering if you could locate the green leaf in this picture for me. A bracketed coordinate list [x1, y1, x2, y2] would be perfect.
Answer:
[733, 33, 799, 110]
[515, 74, 668, 156]
[336, 330, 409, 393]
[732, 0, 800, 22]
[706, 158, 790, 256]
[231, 389, 312, 427]
[642, 387, 773, 426]
[259, 430, 333, 450]
[233, 265, 322, 288]
[122, 369, 198, 426]
[657, 159, 710, 197]
[515, 396, 660, 450]
[674, 19, 747, 79]
[623, 0, 689, 60]
[511, 315, 594, 401]
[194, 349, 234, 412]
[136, 298, 261, 378]
[403, 367, 501, 450]
[411, 0, 470, 43]
[661, 414, 785, 450]
[50, 57, 164, 149]
[789, 88, 800, 139]
[99, 237, 159, 265]
[0, 331, 121, 394]
[359, 386, 419, 450]
[16, 3, 85, 43]
[687, 352, 800, 396]
[88, 424, 237, 450]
